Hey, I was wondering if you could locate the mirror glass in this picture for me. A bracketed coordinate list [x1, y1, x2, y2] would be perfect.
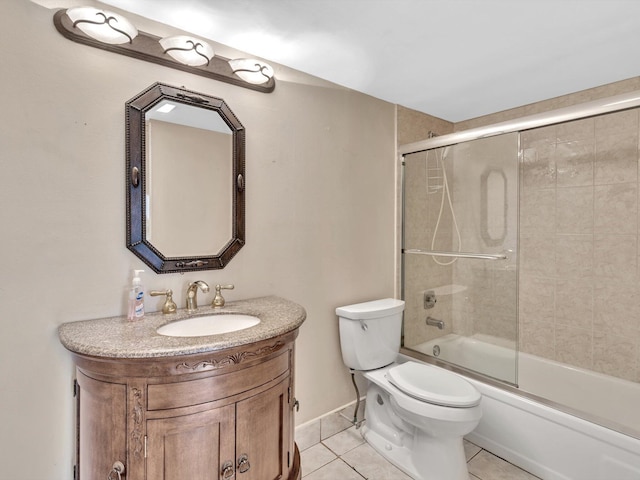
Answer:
[126, 83, 245, 273]
[146, 100, 233, 257]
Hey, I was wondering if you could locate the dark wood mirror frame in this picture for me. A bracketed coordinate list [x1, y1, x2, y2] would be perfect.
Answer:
[126, 82, 245, 273]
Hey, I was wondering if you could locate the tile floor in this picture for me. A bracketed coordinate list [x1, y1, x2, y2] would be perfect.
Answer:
[296, 405, 540, 480]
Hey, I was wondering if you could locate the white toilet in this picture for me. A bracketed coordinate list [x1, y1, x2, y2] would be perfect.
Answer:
[337, 298, 482, 480]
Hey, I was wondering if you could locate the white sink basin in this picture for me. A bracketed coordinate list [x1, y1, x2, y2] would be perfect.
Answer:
[157, 314, 260, 337]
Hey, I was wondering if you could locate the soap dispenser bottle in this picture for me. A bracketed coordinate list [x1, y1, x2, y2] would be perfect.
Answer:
[127, 269, 145, 321]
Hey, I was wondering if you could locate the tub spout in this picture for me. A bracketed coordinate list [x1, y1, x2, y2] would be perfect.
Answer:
[426, 316, 444, 329]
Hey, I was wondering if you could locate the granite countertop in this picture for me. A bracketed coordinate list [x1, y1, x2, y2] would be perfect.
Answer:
[58, 296, 306, 359]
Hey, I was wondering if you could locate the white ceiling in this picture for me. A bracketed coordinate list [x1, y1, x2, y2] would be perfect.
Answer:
[99, 1, 640, 122]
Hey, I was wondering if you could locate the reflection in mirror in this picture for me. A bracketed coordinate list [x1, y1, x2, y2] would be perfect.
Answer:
[126, 83, 245, 273]
[480, 167, 507, 246]
[146, 101, 233, 256]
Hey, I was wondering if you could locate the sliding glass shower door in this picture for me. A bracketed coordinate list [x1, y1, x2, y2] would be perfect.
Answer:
[402, 133, 519, 384]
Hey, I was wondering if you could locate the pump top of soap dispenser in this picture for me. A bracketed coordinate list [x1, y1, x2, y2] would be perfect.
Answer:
[132, 269, 144, 285]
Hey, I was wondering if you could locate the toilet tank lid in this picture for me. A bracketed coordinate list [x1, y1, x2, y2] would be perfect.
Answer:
[336, 298, 405, 320]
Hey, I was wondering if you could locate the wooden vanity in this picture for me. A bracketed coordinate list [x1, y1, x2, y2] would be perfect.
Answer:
[59, 296, 305, 480]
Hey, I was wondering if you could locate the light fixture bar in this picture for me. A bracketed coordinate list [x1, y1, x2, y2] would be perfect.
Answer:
[53, 9, 275, 93]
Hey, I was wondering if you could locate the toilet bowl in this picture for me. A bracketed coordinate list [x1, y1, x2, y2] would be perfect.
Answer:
[337, 299, 482, 480]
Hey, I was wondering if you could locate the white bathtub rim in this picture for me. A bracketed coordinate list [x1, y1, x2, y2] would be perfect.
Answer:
[399, 351, 640, 479]
[468, 372, 640, 457]
[398, 350, 640, 448]
[463, 375, 640, 479]
[404, 333, 640, 440]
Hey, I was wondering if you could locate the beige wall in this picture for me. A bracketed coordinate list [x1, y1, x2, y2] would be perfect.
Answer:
[455, 77, 640, 131]
[397, 105, 453, 145]
[1, 1, 396, 477]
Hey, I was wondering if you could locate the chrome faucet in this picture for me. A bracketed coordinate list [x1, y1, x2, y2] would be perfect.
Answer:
[426, 316, 444, 329]
[186, 281, 209, 312]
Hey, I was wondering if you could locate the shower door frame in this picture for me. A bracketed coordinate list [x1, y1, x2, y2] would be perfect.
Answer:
[399, 90, 640, 157]
[398, 89, 640, 385]
[400, 134, 520, 385]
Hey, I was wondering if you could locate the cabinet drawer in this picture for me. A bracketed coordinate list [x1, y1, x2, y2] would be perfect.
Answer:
[147, 351, 289, 410]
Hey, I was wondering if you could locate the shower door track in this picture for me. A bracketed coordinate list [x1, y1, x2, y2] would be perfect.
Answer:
[403, 249, 507, 260]
[398, 89, 640, 155]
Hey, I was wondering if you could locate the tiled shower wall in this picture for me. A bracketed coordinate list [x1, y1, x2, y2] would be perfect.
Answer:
[398, 106, 455, 347]
[449, 134, 519, 347]
[519, 108, 640, 382]
[402, 136, 519, 352]
[401, 107, 640, 384]
[402, 149, 456, 347]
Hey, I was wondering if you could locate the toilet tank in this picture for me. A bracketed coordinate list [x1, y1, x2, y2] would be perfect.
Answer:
[336, 298, 405, 371]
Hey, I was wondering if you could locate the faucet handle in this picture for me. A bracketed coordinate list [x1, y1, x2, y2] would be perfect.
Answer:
[212, 284, 234, 308]
[149, 289, 178, 314]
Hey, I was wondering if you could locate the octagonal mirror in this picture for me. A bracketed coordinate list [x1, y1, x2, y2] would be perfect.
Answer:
[126, 83, 245, 273]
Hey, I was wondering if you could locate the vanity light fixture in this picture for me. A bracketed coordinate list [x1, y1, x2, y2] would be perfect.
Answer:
[65, 6, 138, 44]
[53, 8, 275, 93]
[228, 58, 274, 85]
[160, 35, 215, 67]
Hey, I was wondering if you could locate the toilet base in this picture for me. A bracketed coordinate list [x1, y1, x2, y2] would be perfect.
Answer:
[413, 432, 468, 480]
[362, 424, 469, 480]
[361, 424, 421, 479]
[361, 371, 476, 480]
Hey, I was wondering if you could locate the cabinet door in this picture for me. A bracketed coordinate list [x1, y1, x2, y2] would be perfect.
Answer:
[235, 378, 290, 480]
[147, 404, 235, 480]
[76, 371, 127, 480]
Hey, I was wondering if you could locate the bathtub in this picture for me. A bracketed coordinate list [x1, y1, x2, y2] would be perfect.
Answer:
[401, 334, 640, 480]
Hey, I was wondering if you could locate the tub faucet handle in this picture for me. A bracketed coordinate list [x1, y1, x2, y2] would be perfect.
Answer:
[424, 290, 437, 309]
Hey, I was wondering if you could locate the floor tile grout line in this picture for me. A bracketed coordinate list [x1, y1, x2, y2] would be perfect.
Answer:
[321, 441, 361, 458]
[466, 447, 483, 463]
[301, 420, 539, 479]
[299, 442, 338, 478]
[338, 457, 368, 479]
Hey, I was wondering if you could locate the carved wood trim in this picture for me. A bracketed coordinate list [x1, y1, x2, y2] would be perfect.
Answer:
[175, 341, 285, 371]
[129, 387, 145, 460]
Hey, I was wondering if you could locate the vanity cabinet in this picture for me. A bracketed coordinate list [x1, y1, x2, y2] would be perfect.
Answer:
[72, 330, 300, 480]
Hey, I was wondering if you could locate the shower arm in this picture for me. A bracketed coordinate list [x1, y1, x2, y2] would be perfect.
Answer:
[403, 249, 508, 261]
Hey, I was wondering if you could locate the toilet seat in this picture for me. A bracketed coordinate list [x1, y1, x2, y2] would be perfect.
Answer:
[386, 362, 481, 407]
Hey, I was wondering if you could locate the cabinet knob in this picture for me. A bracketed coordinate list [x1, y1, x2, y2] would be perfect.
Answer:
[237, 454, 251, 473]
[107, 461, 125, 480]
[221, 460, 235, 479]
